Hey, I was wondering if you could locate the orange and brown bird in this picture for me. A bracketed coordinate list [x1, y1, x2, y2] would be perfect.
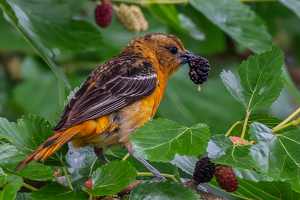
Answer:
[15, 33, 201, 180]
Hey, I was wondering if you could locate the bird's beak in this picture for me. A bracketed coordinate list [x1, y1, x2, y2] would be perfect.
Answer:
[180, 50, 198, 64]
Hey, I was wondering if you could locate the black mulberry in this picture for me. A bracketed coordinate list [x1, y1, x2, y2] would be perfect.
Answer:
[188, 56, 210, 84]
[192, 157, 215, 184]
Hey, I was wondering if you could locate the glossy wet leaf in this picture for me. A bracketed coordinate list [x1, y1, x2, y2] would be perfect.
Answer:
[221, 45, 284, 111]
[0, 115, 68, 167]
[14, 193, 31, 200]
[130, 118, 210, 162]
[84, 161, 137, 196]
[235, 180, 300, 200]
[129, 181, 200, 200]
[149, 4, 204, 40]
[0, 168, 23, 200]
[189, 0, 272, 53]
[206, 135, 252, 169]
[170, 154, 198, 175]
[279, 0, 300, 19]
[232, 168, 271, 182]
[209, 176, 300, 200]
[249, 122, 300, 192]
[64, 144, 99, 187]
[30, 182, 89, 200]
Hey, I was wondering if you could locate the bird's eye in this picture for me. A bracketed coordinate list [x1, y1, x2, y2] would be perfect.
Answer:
[169, 46, 178, 54]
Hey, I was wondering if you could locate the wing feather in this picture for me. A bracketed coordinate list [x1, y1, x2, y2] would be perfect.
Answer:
[54, 57, 157, 132]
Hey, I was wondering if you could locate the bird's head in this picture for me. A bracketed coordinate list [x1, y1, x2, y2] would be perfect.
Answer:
[123, 33, 198, 77]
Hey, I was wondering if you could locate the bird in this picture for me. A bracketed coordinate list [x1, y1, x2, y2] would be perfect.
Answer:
[15, 33, 200, 181]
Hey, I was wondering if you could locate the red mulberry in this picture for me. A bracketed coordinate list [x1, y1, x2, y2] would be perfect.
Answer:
[94, 1, 114, 28]
[214, 165, 238, 192]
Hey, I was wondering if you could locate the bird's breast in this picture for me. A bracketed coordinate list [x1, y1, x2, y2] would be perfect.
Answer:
[117, 70, 167, 143]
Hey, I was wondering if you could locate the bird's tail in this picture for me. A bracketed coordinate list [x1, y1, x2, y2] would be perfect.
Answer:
[14, 130, 79, 171]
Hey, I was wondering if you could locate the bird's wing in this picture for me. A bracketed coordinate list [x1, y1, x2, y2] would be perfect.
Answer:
[54, 57, 157, 132]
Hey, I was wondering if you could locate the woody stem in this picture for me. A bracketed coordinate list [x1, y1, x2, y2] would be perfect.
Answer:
[137, 172, 178, 183]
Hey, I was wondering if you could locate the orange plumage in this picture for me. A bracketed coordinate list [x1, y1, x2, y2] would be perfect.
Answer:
[15, 33, 200, 179]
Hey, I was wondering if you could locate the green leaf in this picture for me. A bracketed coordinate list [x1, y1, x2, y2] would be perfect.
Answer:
[170, 154, 198, 175]
[13, 57, 60, 123]
[0, 1, 72, 91]
[30, 182, 89, 200]
[15, 193, 31, 200]
[0, 168, 23, 200]
[206, 135, 252, 169]
[64, 144, 99, 186]
[53, 86, 80, 125]
[172, 4, 226, 56]
[6, 0, 85, 23]
[279, 0, 300, 19]
[84, 160, 137, 196]
[189, 0, 272, 53]
[0, 143, 56, 181]
[156, 71, 245, 133]
[235, 179, 300, 200]
[129, 181, 200, 200]
[221, 45, 284, 111]
[0, 10, 32, 51]
[232, 168, 271, 182]
[149, 4, 204, 40]
[173, 164, 182, 183]
[4, 0, 101, 52]
[209, 176, 300, 200]
[0, 115, 67, 167]
[249, 122, 300, 192]
[130, 118, 210, 162]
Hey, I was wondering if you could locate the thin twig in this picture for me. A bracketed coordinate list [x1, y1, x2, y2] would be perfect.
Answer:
[122, 153, 130, 161]
[225, 121, 241, 137]
[62, 167, 73, 190]
[272, 108, 300, 131]
[22, 182, 38, 191]
[238, 111, 250, 145]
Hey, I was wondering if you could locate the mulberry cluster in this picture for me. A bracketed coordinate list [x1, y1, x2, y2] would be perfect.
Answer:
[116, 4, 148, 34]
[192, 157, 215, 184]
[188, 56, 210, 84]
[229, 136, 257, 145]
[94, 1, 114, 28]
[214, 165, 238, 192]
